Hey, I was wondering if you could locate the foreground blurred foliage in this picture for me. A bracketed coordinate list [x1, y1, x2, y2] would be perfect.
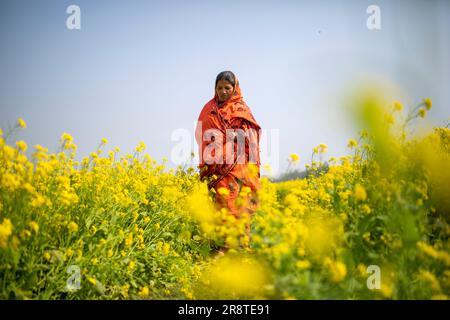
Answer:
[1, 91, 449, 299]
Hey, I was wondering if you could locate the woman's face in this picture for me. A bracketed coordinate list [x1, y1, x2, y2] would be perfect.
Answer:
[215, 80, 234, 103]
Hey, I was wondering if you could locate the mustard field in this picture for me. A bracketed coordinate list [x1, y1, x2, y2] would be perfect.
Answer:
[1, 94, 449, 299]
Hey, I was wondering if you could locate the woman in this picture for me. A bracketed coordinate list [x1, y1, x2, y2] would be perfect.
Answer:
[195, 71, 261, 221]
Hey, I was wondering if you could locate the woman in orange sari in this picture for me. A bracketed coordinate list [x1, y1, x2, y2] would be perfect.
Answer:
[195, 71, 261, 233]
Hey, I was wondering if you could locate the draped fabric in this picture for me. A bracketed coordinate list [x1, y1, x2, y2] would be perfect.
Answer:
[195, 75, 261, 217]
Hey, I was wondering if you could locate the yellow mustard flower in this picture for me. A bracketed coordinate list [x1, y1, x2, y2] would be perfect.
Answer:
[217, 187, 230, 196]
[418, 108, 426, 118]
[16, 140, 27, 152]
[289, 153, 300, 163]
[393, 100, 403, 111]
[17, 118, 27, 128]
[0, 218, 13, 248]
[68, 221, 78, 233]
[423, 98, 432, 110]
[354, 184, 367, 201]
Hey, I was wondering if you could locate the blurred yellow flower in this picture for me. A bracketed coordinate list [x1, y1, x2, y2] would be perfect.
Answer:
[43, 251, 51, 261]
[381, 282, 394, 298]
[0, 218, 13, 248]
[162, 243, 171, 255]
[423, 98, 432, 110]
[135, 141, 147, 153]
[66, 248, 74, 257]
[354, 184, 367, 201]
[393, 100, 403, 111]
[87, 277, 97, 286]
[203, 255, 268, 298]
[121, 284, 130, 298]
[68, 221, 78, 233]
[417, 270, 441, 292]
[419, 108, 426, 118]
[347, 139, 358, 148]
[217, 187, 230, 196]
[240, 186, 251, 197]
[29, 221, 39, 234]
[295, 260, 311, 270]
[417, 241, 450, 266]
[61, 132, 73, 143]
[16, 140, 27, 152]
[318, 143, 328, 153]
[361, 204, 371, 215]
[356, 264, 367, 278]
[128, 260, 136, 271]
[304, 216, 343, 257]
[324, 257, 347, 283]
[17, 118, 27, 128]
[125, 233, 133, 247]
[384, 113, 394, 125]
[247, 163, 259, 178]
[138, 286, 150, 298]
[289, 153, 300, 163]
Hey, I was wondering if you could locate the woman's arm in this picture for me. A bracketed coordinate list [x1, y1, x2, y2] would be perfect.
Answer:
[228, 118, 261, 168]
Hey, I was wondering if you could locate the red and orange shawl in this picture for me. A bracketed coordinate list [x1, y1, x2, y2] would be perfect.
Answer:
[195, 76, 261, 191]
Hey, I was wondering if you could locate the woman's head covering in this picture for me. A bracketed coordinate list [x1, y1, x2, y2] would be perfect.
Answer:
[208, 71, 260, 128]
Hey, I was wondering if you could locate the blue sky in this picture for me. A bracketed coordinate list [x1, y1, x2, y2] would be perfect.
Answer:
[1, 0, 449, 176]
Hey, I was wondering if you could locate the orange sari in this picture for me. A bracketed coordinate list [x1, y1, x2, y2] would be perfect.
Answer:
[195, 76, 261, 218]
